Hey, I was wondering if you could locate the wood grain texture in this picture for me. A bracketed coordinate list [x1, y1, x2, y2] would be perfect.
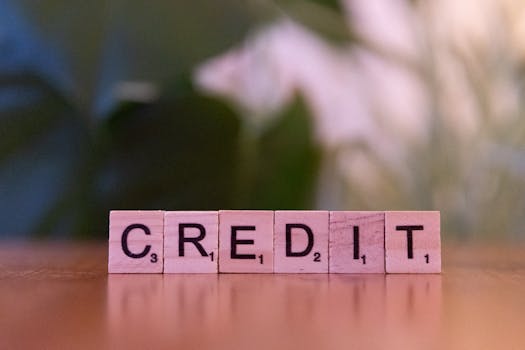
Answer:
[164, 211, 218, 273]
[218, 210, 274, 273]
[2, 242, 525, 349]
[385, 211, 441, 273]
[274, 210, 328, 273]
[329, 211, 385, 273]
[108, 210, 164, 273]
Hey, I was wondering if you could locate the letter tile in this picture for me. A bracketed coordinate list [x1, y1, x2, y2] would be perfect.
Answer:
[274, 210, 328, 273]
[385, 211, 441, 273]
[108, 210, 164, 273]
[329, 211, 385, 273]
[218, 210, 273, 273]
[164, 211, 218, 273]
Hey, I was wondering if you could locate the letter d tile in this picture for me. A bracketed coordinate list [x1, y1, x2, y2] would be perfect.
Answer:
[274, 211, 328, 273]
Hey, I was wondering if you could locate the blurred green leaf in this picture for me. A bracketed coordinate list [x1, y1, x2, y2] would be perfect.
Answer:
[0, 74, 88, 238]
[0, 1, 280, 238]
[81, 85, 241, 238]
[244, 96, 321, 209]
[13, 0, 275, 115]
[280, 0, 341, 12]
[0, 75, 71, 163]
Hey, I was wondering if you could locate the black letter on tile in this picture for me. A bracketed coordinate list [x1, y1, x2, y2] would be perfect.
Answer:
[353, 226, 360, 260]
[395, 225, 424, 259]
[231, 226, 256, 259]
[286, 223, 314, 257]
[179, 223, 208, 257]
[121, 223, 151, 259]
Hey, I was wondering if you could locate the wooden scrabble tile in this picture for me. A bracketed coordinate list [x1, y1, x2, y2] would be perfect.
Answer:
[164, 211, 218, 273]
[329, 211, 385, 273]
[274, 210, 328, 273]
[385, 211, 441, 273]
[218, 210, 273, 273]
[108, 210, 164, 273]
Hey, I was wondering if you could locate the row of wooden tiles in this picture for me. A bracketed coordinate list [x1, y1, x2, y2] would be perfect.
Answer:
[108, 210, 441, 274]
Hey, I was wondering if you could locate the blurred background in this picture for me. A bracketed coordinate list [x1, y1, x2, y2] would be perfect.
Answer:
[1, 0, 525, 241]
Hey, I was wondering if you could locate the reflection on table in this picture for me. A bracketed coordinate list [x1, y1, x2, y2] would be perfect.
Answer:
[107, 274, 442, 349]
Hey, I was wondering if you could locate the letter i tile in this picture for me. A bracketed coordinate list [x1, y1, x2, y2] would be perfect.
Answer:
[329, 211, 385, 273]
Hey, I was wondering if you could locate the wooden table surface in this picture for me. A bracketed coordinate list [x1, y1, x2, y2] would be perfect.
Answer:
[1, 242, 524, 350]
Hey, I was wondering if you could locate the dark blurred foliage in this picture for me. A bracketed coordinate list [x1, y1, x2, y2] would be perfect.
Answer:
[272, 0, 351, 43]
[0, 0, 326, 239]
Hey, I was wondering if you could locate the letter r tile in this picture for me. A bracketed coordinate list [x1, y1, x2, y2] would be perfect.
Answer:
[164, 211, 218, 273]
[108, 210, 164, 273]
[218, 210, 273, 273]
[274, 211, 328, 273]
[385, 211, 441, 273]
